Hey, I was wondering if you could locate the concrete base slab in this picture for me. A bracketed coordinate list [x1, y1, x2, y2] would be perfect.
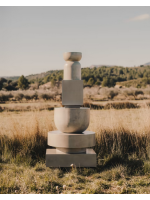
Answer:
[46, 148, 96, 167]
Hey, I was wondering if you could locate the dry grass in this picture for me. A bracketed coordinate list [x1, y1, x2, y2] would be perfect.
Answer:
[1, 99, 149, 113]
[1, 86, 150, 104]
[83, 101, 141, 110]
[0, 111, 55, 165]
[0, 89, 61, 103]
[0, 102, 61, 112]
[0, 108, 150, 162]
[84, 86, 150, 101]
[0, 108, 150, 193]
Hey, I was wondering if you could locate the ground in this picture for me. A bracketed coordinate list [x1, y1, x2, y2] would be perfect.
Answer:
[0, 101, 150, 194]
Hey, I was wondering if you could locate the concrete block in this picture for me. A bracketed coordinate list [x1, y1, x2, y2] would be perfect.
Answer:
[48, 130, 95, 148]
[54, 107, 90, 133]
[62, 80, 83, 105]
[46, 148, 97, 167]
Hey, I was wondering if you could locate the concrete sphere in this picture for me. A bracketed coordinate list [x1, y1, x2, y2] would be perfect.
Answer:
[54, 107, 90, 133]
[63, 52, 82, 62]
[64, 61, 81, 80]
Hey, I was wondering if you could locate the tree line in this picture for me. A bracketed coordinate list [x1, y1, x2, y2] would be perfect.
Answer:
[1, 65, 150, 91]
[35, 65, 150, 87]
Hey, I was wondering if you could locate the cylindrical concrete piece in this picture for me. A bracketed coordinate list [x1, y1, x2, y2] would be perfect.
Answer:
[64, 61, 81, 80]
[54, 107, 90, 133]
[63, 52, 82, 61]
[48, 130, 95, 148]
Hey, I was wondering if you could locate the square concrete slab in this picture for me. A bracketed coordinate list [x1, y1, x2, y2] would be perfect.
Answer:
[46, 148, 96, 167]
[62, 80, 83, 105]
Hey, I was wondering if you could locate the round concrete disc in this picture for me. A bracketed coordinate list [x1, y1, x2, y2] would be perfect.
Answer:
[48, 130, 95, 148]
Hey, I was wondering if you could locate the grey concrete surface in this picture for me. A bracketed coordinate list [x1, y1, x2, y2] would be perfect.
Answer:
[64, 61, 81, 80]
[62, 80, 83, 105]
[54, 107, 90, 133]
[56, 148, 86, 154]
[46, 51, 96, 168]
[63, 52, 82, 62]
[47, 130, 95, 148]
[46, 148, 96, 167]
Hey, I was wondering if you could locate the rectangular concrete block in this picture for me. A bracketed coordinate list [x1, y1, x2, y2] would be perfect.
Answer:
[62, 80, 83, 105]
[46, 148, 97, 167]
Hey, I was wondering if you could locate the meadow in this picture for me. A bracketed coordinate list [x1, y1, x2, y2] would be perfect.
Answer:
[1, 106, 150, 194]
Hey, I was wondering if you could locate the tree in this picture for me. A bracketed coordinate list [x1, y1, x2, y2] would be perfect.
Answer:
[44, 75, 50, 83]
[95, 81, 101, 85]
[101, 77, 115, 87]
[0, 78, 7, 90]
[51, 79, 56, 87]
[119, 69, 123, 75]
[127, 74, 132, 81]
[57, 75, 62, 81]
[102, 77, 109, 87]
[18, 75, 29, 90]
[0, 82, 2, 90]
[87, 78, 94, 86]
[110, 78, 116, 87]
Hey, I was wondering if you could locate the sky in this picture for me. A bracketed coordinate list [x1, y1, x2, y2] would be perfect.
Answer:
[0, 6, 150, 76]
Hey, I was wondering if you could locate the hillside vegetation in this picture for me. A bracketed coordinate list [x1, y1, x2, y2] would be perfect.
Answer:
[32, 65, 150, 88]
[1, 65, 150, 91]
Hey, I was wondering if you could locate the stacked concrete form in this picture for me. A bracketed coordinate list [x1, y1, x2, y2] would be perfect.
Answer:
[46, 52, 96, 167]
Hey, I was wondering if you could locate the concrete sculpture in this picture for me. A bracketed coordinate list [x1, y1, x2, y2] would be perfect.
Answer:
[46, 52, 96, 167]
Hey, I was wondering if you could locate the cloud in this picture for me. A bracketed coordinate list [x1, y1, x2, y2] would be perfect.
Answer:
[129, 14, 150, 21]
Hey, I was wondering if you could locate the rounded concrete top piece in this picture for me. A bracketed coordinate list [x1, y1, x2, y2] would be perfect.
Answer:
[63, 52, 82, 61]
[48, 130, 95, 148]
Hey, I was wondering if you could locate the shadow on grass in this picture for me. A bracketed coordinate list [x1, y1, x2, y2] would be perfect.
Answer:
[75, 154, 144, 177]
[97, 154, 144, 175]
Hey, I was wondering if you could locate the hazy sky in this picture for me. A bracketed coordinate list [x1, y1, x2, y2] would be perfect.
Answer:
[0, 6, 150, 76]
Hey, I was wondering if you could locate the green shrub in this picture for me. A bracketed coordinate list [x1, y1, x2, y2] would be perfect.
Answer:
[104, 102, 139, 109]
[24, 94, 31, 100]
[14, 93, 24, 101]
[18, 75, 29, 90]
[39, 93, 52, 100]
[0, 93, 10, 101]
[83, 102, 103, 109]
[135, 90, 144, 96]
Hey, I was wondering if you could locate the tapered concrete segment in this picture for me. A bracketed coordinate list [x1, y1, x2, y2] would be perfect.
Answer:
[48, 130, 95, 148]
[64, 61, 81, 80]
[54, 107, 90, 133]
[62, 80, 83, 105]
[46, 148, 97, 167]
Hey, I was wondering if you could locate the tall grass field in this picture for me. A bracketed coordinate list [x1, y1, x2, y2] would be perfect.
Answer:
[0, 107, 150, 194]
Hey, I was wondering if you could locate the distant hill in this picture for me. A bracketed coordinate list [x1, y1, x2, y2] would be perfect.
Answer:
[26, 70, 57, 80]
[1, 63, 150, 84]
[1, 64, 150, 90]
[0, 76, 20, 81]
[144, 62, 150, 66]
[89, 65, 115, 68]
[0, 70, 58, 81]
[0, 65, 117, 81]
